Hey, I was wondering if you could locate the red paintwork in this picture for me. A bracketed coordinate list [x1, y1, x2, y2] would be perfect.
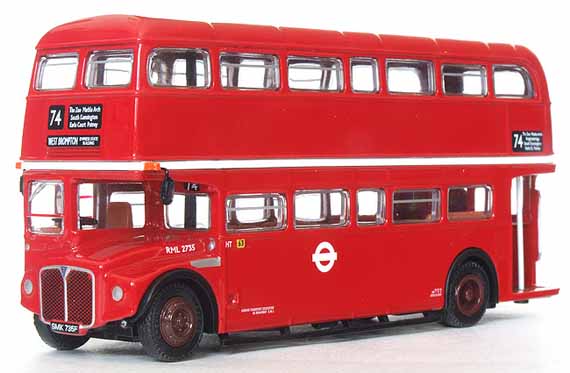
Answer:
[20, 16, 558, 338]
[21, 15, 552, 161]
[21, 165, 558, 334]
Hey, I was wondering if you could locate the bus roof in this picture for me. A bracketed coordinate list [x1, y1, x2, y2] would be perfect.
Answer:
[38, 15, 537, 62]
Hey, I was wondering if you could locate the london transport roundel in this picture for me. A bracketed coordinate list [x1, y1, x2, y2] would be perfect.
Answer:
[312, 241, 338, 273]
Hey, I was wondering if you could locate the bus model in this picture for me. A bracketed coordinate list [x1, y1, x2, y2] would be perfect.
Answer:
[19, 15, 559, 361]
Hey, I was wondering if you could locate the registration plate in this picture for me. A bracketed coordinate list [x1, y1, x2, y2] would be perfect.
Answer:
[50, 322, 80, 334]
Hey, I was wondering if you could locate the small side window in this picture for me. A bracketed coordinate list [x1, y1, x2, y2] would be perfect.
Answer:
[226, 194, 286, 232]
[442, 64, 487, 96]
[493, 65, 534, 98]
[387, 59, 434, 94]
[166, 193, 211, 230]
[448, 185, 492, 221]
[86, 50, 134, 88]
[36, 54, 78, 90]
[220, 53, 279, 90]
[393, 189, 440, 223]
[357, 189, 386, 225]
[288, 56, 343, 92]
[350, 57, 379, 93]
[294, 189, 349, 228]
[149, 48, 210, 88]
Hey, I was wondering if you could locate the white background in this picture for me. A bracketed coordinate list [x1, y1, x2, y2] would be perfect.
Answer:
[0, 1, 568, 371]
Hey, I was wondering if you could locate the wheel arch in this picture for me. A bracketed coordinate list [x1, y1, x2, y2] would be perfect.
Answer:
[445, 248, 499, 308]
[131, 269, 219, 334]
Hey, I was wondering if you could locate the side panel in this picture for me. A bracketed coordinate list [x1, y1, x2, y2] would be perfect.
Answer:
[221, 166, 511, 333]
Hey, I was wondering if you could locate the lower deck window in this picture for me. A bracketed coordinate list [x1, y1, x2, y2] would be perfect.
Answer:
[78, 183, 145, 230]
[166, 193, 211, 230]
[295, 189, 349, 228]
[226, 194, 286, 232]
[448, 185, 492, 220]
[393, 189, 440, 223]
[357, 189, 386, 225]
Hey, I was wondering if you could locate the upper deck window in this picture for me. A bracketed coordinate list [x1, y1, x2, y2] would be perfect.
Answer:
[493, 65, 534, 98]
[36, 54, 78, 90]
[288, 56, 343, 92]
[442, 64, 487, 96]
[350, 57, 379, 93]
[220, 53, 279, 90]
[149, 48, 210, 88]
[86, 50, 133, 88]
[387, 59, 434, 95]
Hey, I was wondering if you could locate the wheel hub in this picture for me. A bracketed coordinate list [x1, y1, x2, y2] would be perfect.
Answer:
[159, 297, 196, 347]
[455, 274, 484, 317]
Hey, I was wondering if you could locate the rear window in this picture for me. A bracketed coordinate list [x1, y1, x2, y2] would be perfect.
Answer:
[86, 50, 134, 88]
[148, 48, 210, 88]
[493, 65, 534, 98]
[36, 54, 78, 90]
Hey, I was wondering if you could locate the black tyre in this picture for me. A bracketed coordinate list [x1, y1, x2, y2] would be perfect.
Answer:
[138, 282, 204, 362]
[442, 261, 489, 328]
[33, 315, 90, 350]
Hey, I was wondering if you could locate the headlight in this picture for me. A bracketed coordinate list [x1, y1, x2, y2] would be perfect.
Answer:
[112, 286, 124, 302]
[23, 279, 33, 295]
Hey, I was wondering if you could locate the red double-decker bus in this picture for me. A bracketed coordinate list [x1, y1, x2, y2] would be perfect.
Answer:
[19, 15, 559, 361]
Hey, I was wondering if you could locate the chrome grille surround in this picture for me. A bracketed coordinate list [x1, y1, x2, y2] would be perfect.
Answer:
[39, 265, 95, 329]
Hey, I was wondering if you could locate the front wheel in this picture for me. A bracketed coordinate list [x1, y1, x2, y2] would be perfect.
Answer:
[33, 315, 90, 350]
[138, 282, 204, 362]
[442, 261, 489, 328]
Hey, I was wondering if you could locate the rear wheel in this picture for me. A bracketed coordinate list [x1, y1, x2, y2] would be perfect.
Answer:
[33, 315, 90, 350]
[442, 261, 489, 327]
[138, 282, 204, 362]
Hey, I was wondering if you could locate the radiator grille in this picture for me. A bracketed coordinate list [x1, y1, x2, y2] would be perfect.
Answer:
[40, 269, 65, 321]
[40, 266, 94, 327]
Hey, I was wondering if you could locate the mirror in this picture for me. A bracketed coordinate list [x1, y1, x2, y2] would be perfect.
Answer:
[160, 169, 174, 205]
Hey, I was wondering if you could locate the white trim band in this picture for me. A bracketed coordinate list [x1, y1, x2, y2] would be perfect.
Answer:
[20, 155, 555, 171]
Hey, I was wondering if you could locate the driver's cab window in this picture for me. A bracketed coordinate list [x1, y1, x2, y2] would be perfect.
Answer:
[78, 182, 145, 230]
